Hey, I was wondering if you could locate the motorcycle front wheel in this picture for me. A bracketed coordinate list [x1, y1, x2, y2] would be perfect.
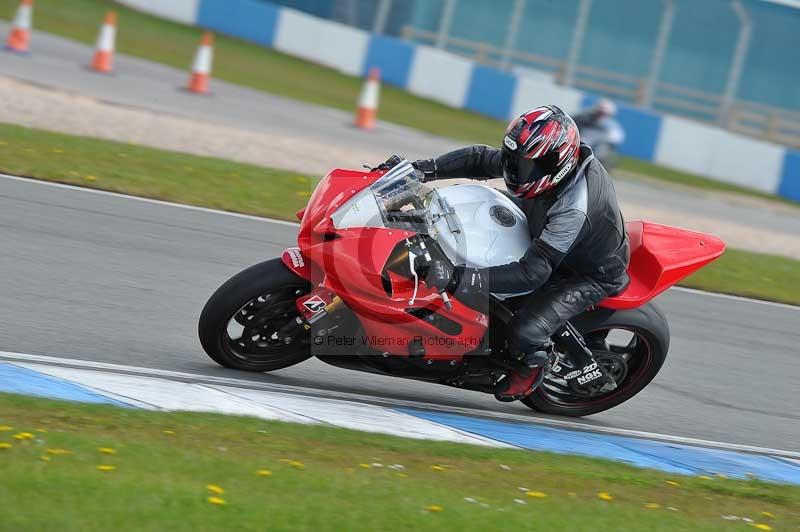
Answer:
[199, 258, 312, 372]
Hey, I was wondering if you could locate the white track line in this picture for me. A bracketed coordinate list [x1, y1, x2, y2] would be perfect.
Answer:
[1, 351, 798, 459]
[3, 172, 797, 310]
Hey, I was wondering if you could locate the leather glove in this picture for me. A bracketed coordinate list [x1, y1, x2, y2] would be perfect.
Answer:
[454, 266, 486, 297]
[421, 259, 454, 292]
[371, 154, 404, 172]
[411, 158, 436, 182]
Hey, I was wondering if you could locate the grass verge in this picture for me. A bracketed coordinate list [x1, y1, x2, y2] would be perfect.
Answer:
[0, 0, 795, 205]
[1, 392, 797, 531]
[0, 122, 311, 220]
[2, 122, 799, 306]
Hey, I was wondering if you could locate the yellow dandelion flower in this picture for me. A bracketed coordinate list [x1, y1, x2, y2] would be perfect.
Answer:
[0, 426, 12, 431]
[98, 447, 116, 455]
[760, 512, 774, 519]
[13, 432, 34, 440]
[40, 455, 51, 462]
[288, 460, 305, 469]
[430, 465, 445, 471]
[424, 504, 443, 513]
[751, 524, 772, 531]
[644, 503, 660, 509]
[697, 475, 713, 480]
[206, 484, 225, 494]
[162, 430, 176, 436]
[256, 469, 272, 477]
[395, 473, 408, 478]
[85, 175, 98, 181]
[47, 448, 72, 455]
[0, 442, 12, 449]
[97, 465, 116, 472]
[359, 463, 371, 469]
[597, 492, 614, 501]
[526, 491, 548, 499]
[207, 496, 226, 505]
[666, 480, 681, 487]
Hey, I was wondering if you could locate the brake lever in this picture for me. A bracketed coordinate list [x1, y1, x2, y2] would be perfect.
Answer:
[439, 290, 453, 310]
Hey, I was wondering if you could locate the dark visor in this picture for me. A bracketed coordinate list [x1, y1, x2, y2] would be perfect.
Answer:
[501, 147, 559, 188]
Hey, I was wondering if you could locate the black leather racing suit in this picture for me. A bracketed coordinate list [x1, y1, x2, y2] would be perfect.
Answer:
[417, 143, 630, 355]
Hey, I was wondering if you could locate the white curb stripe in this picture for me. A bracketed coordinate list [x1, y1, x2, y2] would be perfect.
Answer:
[1, 351, 797, 459]
[9, 359, 511, 447]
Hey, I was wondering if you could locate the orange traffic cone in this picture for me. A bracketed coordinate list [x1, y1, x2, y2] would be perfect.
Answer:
[5, 0, 33, 53]
[355, 68, 380, 130]
[187, 31, 214, 94]
[90, 11, 117, 73]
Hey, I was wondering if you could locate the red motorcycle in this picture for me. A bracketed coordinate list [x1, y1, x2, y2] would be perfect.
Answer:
[199, 160, 725, 417]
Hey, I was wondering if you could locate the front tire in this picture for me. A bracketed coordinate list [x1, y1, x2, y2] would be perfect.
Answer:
[522, 302, 669, 417]
[199, 259, 312, 372]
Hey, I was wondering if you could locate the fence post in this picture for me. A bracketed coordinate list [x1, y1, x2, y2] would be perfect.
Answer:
[372, 0, 392, 34]
[500, 0, 526, 70]
[642, 0, 675, 107]
[435, 0, 457, 49]
[719, 0, 752, 125]
[563, 0, 593, 86]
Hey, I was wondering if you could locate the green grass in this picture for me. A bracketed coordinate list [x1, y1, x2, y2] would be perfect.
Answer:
[1, 121, 799, 306]
[1, 0, 795, 206]
[1, 393, 796, 531]
[680, 247, 800, 305]
[0, 122, 311, 220]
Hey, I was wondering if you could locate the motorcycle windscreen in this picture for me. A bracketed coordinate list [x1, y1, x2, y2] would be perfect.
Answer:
[371, 162, 440, 237]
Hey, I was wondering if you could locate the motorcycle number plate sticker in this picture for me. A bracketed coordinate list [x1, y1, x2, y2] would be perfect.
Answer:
[302, 295, 327, 314]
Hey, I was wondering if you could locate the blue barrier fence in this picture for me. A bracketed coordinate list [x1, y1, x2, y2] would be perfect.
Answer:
[117, 0, 798, 201]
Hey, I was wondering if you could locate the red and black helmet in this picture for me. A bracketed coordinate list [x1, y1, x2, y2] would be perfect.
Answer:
[501, 105, 581, 199]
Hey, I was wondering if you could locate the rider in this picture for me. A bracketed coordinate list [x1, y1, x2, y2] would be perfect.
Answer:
[572, 99, 625, 164]
[392, 105, 630, 402]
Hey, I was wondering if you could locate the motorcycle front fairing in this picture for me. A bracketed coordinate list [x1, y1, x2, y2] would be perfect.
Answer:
[287, 163, 489, 360]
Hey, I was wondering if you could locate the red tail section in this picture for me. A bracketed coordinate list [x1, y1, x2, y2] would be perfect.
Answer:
[600, 221, 725, 310]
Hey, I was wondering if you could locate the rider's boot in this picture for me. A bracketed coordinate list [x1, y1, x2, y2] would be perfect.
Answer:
[493, 348, 554, 402]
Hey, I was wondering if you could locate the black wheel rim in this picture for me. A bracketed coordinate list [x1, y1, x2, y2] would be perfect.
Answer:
[223, 285, 310, 364]
[537, 327, 653, 408]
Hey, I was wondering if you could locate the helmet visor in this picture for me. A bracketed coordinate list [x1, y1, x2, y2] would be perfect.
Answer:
[501, 148, 559, 190]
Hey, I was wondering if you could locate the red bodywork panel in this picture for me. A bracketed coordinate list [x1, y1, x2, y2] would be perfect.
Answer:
[285, 167, 725, 358]
[599, 221, 726, 309]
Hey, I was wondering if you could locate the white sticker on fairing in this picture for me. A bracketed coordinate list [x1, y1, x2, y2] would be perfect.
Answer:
[504, 136, 518, 150]
[287, 248, 304, 268]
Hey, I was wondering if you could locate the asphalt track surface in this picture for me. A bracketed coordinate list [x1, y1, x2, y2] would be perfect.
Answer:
[1, 175, 798, 452]
[2, 22, 800, 253]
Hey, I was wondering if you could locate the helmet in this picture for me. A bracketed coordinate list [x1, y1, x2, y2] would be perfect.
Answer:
[595, 98, 617, 117]
[501, 105, 581, 199]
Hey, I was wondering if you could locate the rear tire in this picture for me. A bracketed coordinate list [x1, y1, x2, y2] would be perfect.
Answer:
[522, 302, 669, 417]
[199, 259, 312, 372]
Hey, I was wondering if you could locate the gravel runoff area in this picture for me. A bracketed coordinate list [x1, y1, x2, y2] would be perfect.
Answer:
[2, 75, 799, 260]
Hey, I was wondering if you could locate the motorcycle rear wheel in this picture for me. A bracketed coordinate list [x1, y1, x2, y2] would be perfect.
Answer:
[199, 258, 312, 372]
[522, 302, 669, 417]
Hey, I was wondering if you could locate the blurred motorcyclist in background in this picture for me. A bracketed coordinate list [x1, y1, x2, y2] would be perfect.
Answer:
[377, 105, 629, 402]
[572, 99, 625, 170]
